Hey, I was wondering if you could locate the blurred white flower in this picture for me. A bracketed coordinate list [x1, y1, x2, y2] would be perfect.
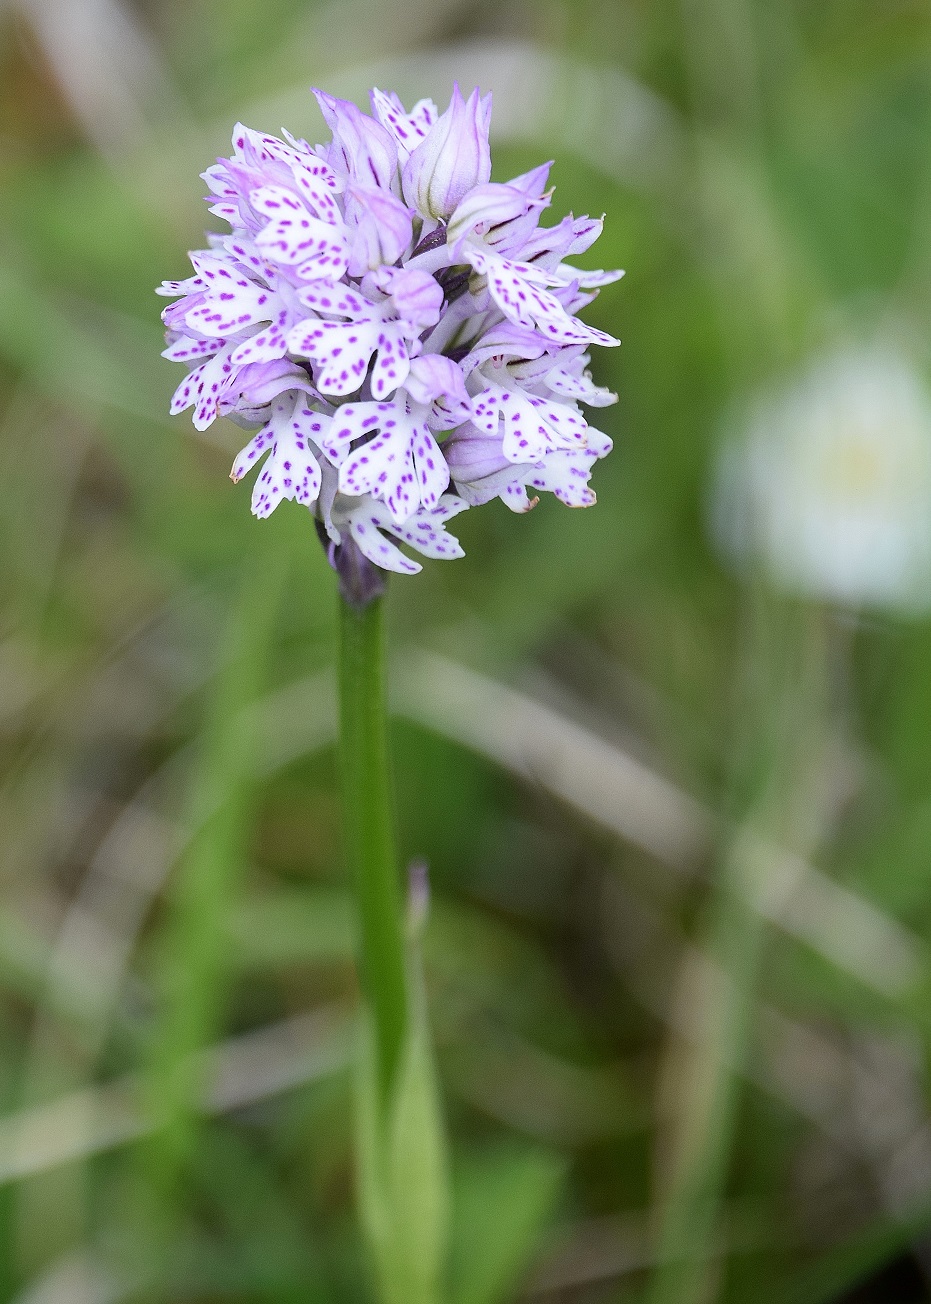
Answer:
[712, 343, 931, 612]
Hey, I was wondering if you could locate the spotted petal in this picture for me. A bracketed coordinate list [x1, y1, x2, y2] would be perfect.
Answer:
[233, 396, 328, 518]
[290, 162, 343, 222]
[411, 427, 450, 509]
[255, 207, 349, 272]
[546, 364, 617, 407]
[156, 273, 204, 298]
[289, 319, 381, 396]
[347, 505, 422, 574]
[345, 493, 467, 573]
[170, 343, 239, 430]
[333, 401, 443, 522]
[370, 89, 438, 162]
[523, 441, 609, 506]
[471, 384, 587, 461]
[340, 429, 418, 523]
[370, 494, 467, 560]
[320, 401, 396, 464]
[297, 282, 371, 317]
[162, 335, 220, 363]
[229, 321, 289, 366]
[184, 280, 277, 337]
[466, 245, 619, 348]
[370, 325, 410, 400]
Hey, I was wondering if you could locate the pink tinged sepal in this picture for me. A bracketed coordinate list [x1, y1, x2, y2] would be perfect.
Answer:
[564, 215, 605, 255]
[453, 427, 611, 512]
[312, 90, 397, 190]
[370, 89, 438, 162]
[369, 266, 443, 331]
[443, 426, 512, 483]
[202, 163, 239, 199]
[457, 322, 546, 376]
[483, 168, 556, 256]
[446, 182, 547, 254]
[518, 215, 605, 268]
[345, 185, 414, 276]
[162, 295, 203, 330]
[502, 344, 587, 385]
[405, 354, 473, 426]
[401, 84, 492, 221]
[451, 459, 527, 508]
[508, 162, 554, 198]
[222, 359, 317, 412]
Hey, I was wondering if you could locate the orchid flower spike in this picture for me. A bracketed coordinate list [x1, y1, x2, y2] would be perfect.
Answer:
[159, 85, 623, 584]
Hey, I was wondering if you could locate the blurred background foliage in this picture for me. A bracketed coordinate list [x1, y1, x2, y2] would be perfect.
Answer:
[1, 0, 931, 1300]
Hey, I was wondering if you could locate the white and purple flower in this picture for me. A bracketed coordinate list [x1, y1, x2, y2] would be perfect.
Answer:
[160, 83, 621, 583]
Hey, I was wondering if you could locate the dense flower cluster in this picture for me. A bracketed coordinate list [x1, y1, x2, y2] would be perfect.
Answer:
[159, 85, 622, 577]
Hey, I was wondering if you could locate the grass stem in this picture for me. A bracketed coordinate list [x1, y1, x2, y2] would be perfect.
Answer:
[338, 592, 408, 1104]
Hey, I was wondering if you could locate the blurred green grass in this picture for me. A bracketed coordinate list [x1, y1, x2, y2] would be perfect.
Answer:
[2, 0, 931, 1300]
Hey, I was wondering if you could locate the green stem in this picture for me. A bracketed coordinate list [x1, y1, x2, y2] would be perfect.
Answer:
[339, 592, 408, 1104]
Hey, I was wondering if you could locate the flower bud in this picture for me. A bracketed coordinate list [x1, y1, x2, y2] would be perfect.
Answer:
[345, 185, 414, 276]
[402, 84, 492, 220]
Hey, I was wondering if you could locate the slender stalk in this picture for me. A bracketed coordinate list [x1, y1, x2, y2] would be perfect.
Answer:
[338, 592, 408, 1104]
[645, 832, 771, 1304]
